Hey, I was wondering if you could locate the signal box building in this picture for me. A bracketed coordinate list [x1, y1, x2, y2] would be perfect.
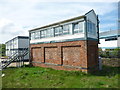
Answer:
[29, 10, 99, 72]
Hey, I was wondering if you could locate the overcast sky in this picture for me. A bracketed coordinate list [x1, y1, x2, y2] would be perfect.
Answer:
[0, 0, 119, 43]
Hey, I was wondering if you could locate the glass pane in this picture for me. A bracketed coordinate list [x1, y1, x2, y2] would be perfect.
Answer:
[59, 27, 63, 35]
[87, 21, 96, 35]
[31, 32, 35, 40]
[73, 23, 79, 34]
[63, 25, 69, 35]
[35, 31, 40, 39]
[41, 30, 46, 38]
[74, 23, 79, 30]
[79, 22, 83, 33]
[50, 28, 54, 37]
[54, 26, 63, 36]
[46, 29, 54, 37]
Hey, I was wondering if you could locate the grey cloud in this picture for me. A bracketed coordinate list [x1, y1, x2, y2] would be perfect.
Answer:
[0, 22, 22, 35]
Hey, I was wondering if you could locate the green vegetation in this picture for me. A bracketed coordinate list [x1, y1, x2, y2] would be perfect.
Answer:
[2, 65, 119, 88]
[99, 48, 120, 58]
[0, 44, 6, 57]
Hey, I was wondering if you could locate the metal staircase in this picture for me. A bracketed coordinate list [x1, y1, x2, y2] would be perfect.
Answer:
[1, 48, 29, 69]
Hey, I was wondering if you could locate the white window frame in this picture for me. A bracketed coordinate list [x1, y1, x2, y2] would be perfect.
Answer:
[41, 30, 46, 38]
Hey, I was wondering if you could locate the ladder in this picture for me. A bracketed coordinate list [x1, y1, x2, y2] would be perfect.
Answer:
[1, 48, 29, 69]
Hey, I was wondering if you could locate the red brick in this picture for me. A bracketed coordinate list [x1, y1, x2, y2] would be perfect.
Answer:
[30, 40, 98, 73]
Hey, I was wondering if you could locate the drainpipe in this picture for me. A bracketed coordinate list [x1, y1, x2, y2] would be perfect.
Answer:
[97, 15, 100, 70]
[28, 31, 31, 67]
[84, 16, 88, 71]
[84, 16, 87, 40]
[97, 15, 100, 44]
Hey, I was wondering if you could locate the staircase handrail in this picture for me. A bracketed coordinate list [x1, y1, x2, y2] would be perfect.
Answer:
[2, 47, 29, 69]
[8, 51, 18, 59]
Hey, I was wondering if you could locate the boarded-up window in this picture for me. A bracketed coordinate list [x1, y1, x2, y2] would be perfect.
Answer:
[62, 46, 81, 66]
[32, 48, 42, 62]
[45, 47, 58, 64]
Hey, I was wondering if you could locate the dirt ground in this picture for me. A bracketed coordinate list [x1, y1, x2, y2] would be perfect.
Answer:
[8, 62, 29, 67]
[0, 58, 29, 68]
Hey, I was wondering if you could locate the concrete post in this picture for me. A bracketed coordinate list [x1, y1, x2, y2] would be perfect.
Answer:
[99, 56, 102, 70]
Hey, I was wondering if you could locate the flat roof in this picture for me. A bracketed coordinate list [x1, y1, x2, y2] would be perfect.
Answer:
[5, 36, 29, 44]
[100, 30, 120, 37]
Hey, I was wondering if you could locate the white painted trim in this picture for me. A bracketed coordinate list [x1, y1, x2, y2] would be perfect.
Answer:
[30, 33, 85, 43]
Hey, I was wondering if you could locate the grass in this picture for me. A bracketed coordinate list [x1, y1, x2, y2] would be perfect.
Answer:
[2, 65, 120, 88]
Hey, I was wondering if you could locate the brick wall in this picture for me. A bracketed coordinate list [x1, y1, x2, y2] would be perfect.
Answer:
[30, 40, 98, 73]
[87, 40, 99, 71]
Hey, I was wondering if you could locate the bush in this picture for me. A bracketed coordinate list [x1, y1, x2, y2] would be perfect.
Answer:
[99, 48, 120, 58]
[0, 44, 6, 56]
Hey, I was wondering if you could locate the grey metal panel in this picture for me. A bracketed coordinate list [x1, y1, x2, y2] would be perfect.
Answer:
[18, 38, 29, 48]
[100, 30, 119, 37]
[118, 37, 120, 47]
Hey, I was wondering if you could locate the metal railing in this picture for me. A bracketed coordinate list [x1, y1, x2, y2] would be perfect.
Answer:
[2, 48, 29, 69]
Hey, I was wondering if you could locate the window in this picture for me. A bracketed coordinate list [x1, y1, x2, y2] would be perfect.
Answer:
[46, 28, 54, 37]
[34, 31, 40, 39]
[59, 27, 63, 35]
[54, 26, 63, 36]
[14, 41, 17, 46]
[41, 30, 46, 38]
[46, 29, 50, 37]
[74, 23, 79, 30]
[79, 22, 84, 33]
[73, 22, 83, 34]
[14, 38, 17, 45]
[54, 27, 59, 36]
[87, 21, 96, 35]
[63, 24, 69, 35]
[10, 41, 12, 46]
[31, 32, 35, 40]
[7, 42, 10, 48]
[50, 28, 54, 37]
[31, 31, 40, 40]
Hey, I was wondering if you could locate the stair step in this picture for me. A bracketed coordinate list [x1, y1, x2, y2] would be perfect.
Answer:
[2, 48, 29, 69]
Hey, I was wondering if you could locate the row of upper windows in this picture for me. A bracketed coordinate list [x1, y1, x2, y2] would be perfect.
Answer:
[6, 38, 18, 46]
[30, 21, 96, 40]
[30, 22, 84, 40]
[6, 42, 17, 47]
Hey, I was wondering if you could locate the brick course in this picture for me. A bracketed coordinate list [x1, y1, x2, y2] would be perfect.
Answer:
[30, 40, 98, 73]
